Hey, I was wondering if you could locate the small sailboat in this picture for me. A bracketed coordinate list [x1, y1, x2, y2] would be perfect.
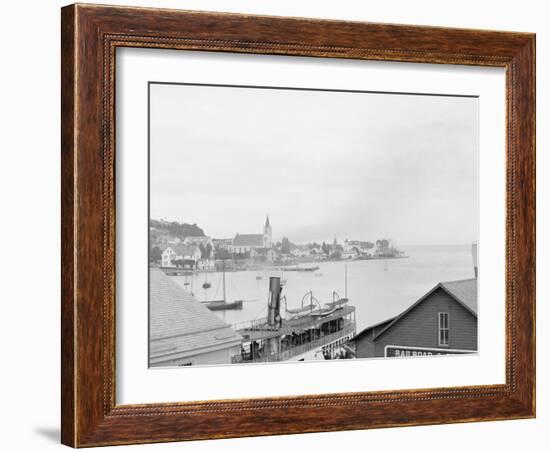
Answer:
[384, 260, 388, 272]
[202, 261, 243, 311]
[202, 273, 211, 289]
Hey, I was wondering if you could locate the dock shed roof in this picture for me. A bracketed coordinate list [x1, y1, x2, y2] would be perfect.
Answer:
[149, 268, 242, 360]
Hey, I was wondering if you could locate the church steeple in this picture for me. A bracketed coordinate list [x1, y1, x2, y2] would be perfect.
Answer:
[263, 214, 272, 248]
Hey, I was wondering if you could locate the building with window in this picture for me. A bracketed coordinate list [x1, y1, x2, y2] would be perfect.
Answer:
[161, 244, 201, 268]
[250, 247, 278, 263]
[231, 215, 273, 254]
[343, 239, 374, 256]
[149, 268, 242, 367]
[350, 278, 477, 358]
[212, 238, 233, 249]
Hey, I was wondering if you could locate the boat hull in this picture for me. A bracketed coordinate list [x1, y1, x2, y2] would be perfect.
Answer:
[203, 300, 243, 311]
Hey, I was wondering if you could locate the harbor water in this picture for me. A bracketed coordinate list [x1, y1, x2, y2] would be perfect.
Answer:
[171, 245, 476, 332]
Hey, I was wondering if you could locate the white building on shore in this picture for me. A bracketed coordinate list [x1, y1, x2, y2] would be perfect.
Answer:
[344, 239, 375, 256]
[161, 244, 201, 268]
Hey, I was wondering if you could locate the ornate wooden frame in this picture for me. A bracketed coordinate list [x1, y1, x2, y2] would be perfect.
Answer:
[61, 3, 535, 447]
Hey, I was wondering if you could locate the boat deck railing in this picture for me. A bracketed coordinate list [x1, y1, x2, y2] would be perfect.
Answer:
[232, 322, 356, 363]
[233, 305, 355, 339]
[230, 316, 269, 331]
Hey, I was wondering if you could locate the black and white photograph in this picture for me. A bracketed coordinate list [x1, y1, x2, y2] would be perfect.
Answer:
[148, 82, 479, 367]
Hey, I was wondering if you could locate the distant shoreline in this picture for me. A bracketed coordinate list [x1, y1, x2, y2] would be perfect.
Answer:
[156, 254, 410, 275]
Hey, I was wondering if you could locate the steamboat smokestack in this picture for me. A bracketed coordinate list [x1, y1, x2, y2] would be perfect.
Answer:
[471, 241, 478, 278]
[267, 277, 282, 328]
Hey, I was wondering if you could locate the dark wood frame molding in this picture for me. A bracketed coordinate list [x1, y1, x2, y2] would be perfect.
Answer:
[61, 3, 535, 447]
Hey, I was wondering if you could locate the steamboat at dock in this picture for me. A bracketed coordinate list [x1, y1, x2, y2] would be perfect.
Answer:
[232, 277, 356, 363]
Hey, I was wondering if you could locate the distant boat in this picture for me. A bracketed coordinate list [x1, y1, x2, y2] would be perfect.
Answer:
[280, 265, 319, 272]
[384, 260, 388, 272]
[203, 299, 243, 311]
[202, 274, 211, 289]
[202, 260, 242, 311]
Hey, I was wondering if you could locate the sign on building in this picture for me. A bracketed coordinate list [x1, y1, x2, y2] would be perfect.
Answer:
[384, 345, 475, 358]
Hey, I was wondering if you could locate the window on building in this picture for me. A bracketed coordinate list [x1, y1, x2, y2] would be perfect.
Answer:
[438, 312, 450, 346]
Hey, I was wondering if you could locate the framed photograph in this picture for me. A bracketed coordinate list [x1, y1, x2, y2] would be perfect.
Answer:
[61, 3, 535, 447]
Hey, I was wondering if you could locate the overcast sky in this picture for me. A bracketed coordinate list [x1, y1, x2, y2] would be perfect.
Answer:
[149, 83, 478, 246]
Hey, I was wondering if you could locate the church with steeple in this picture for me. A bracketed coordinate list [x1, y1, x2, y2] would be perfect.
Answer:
[231, 215, 274, 254]
[263, 215, 272, 248]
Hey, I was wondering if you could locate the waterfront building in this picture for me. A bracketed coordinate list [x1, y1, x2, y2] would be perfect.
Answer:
[344, 239, 374, 256]
[231, 215, 273, 253]
[161, 244, 201, 268]
[196, 259, 216, 270]
[250, 247, 278, 263]
[212, 238, 233, 249]
[351, 278, 477, 358]
[291, 246, 311, 258]
[309, 245, 323, 258]
[149, 268, 242, 366]
[341, 249, 357, 259]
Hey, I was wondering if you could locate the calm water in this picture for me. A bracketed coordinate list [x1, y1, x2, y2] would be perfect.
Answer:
[171, 245, 475, 332]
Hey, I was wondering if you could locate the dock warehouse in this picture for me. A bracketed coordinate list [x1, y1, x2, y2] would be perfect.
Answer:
[149, 268, 243, 367]
[350, 278, 477, 358]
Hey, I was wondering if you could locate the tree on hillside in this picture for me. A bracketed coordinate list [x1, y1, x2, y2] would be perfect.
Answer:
[214, 247, 231, 260]
[281, 237, 291, 254]
[376, 239, 390, 250]
[199, 243, 212, 259]
[149, 219, 205, 240]
[149, 245, 162, 263]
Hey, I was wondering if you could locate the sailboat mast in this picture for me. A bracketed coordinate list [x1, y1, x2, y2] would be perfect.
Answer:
[345, 264, 348, 298]
[222, 260, 226, 302]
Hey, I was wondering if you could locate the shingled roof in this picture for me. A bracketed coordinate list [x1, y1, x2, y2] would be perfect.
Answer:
[149, 269, 242, 361]
[440, 279, 477, 315]
[233, 233, 264, 247]
[165, 244, 199, 257]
